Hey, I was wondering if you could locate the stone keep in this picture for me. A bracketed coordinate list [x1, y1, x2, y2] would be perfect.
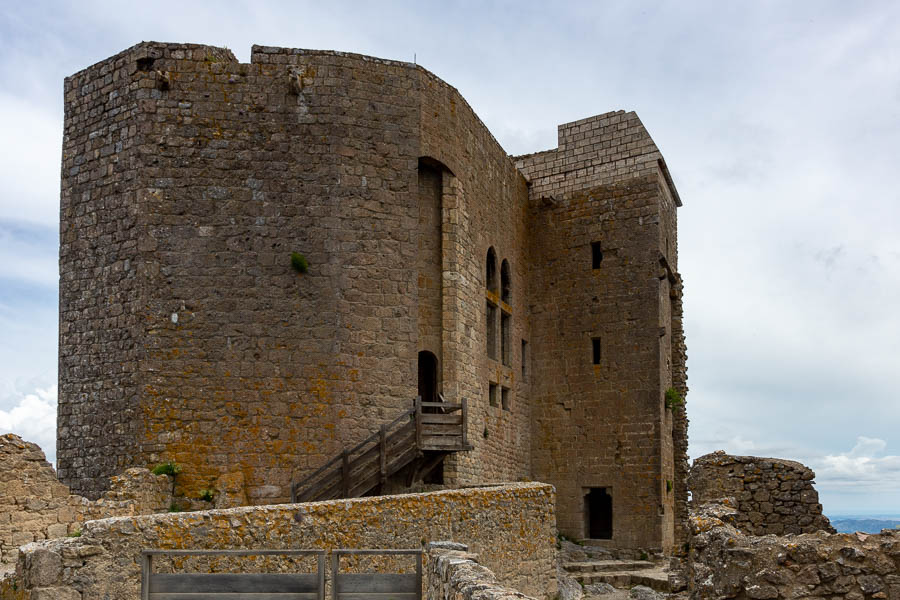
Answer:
[58, 42, 688, 551]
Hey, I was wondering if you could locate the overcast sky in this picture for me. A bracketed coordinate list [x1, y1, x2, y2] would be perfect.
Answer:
[1, 1, 898, 515]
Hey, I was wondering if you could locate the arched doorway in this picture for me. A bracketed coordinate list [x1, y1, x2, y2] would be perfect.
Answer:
[417, 351, 439, 404]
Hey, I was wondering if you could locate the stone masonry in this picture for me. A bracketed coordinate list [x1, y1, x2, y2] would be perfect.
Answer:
[1, 482, 557, 600]
[686, 498, 900, 600]
[58, 41, 687, 550]
[427, 542, 537, 600]
[517, 112, 688, 550]
[690, 451, 835, 536]
[0, 434, 171, 571]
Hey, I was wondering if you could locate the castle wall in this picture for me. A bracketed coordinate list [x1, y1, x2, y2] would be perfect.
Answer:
[58, 44, 686, 549]
[416, 68, 534, 484]
[516, 112, 683, 550]
[427, 543, 541, 600]
[657, 160, 690, 549]
[671, 282, 690, 548]
[687, 498, 898, 600]
[59, 43, 424, 500]
[416, 162, 443, 367]
[2, 483, 557, 600]
[0, 435, 171, 570]
[690, 452, 834, 536]
[136, 46, 424, 502]
[57, 44, 195, 497]
[59, 42, 538, 501]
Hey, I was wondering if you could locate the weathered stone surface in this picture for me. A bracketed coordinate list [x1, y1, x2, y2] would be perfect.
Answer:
[30, 588, 81, 600]
[557, 562, 584, 600]
[585, 581, 617, 595]
[518, 121, 687, 550]
[57, 41, 687, 552]
[685, 498, 900, 600]
[6, 483, 556, 600]
[628, 585, 662, 600]
[0, 434, 171, 568]
[24, 548, 61, 587]
[214, 472, 247, 509]
[428, 544, 539, 599]
[689, 451, 835, 536]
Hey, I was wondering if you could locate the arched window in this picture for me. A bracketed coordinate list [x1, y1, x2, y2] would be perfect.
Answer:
[485, 247, 498, 359]
[500, 259, 511, 304]
[486, 247, 498, 293]
[499, 259, 511, 365]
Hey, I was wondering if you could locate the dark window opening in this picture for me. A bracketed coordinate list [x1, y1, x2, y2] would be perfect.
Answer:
[423, 456, 444, 484]
[486, 302, 498, 359]
[501, 387, 510, 411]
[585, 488, 613, 539]
[592, 241, 603, 269]
[486, 247, 498, 293]
[592, 337, 602, 365]
[489, 382, 498, 407]
[521, 340, 528, 381]
[501, 259, 511, 304]
[501, 312, 511, 366]
[417, 350, 438, 404]
[136, 57, 155, 71]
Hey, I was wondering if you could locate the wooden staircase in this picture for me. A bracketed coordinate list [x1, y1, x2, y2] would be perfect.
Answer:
[290, 397, 471, 503]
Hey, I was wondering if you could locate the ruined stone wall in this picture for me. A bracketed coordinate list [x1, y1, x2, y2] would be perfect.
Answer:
[2, 483, 557, 600]
[427, 543, 538, 599]
[0, 435, 170, 570]
[670, 279, 689, 550]
[690, 451, 834, 536]
[687, 499, 899, 600]
[515, 112, 684, 550]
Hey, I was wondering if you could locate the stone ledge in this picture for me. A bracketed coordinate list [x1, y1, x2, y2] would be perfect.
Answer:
[3, 483, 557, 600]
[428, 543, 538, 599]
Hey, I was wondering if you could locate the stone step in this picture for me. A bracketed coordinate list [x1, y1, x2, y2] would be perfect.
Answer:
[570, 570, 671, 593]
[563, 559, 656, 573]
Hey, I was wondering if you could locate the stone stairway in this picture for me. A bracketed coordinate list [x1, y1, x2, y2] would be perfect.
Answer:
[563, 559, 671, 593]
[558, 540, 675, 598]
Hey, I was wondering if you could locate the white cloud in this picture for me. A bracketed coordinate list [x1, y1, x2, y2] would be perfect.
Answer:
[0, 220, 58, 288]
[690, 433, 900, 513]
[0, 384, 57, 463]
[691, 434, 761, 460]
[0, 93, 61, 227]
[815, 437, 900, 487]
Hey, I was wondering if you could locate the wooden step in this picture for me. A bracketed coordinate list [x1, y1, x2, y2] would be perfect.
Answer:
[292, 397, 470, 503]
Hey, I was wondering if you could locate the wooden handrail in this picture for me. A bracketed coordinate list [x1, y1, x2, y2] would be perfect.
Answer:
[415, 396, 422, 449]
[291, 406, 415, 501]
[419, 401, 461, 411]
[291, 397, 468, 502]
[461, 398, 468, 448]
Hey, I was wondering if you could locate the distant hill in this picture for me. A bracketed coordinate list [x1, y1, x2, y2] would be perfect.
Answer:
[830, 518, 900, 534]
